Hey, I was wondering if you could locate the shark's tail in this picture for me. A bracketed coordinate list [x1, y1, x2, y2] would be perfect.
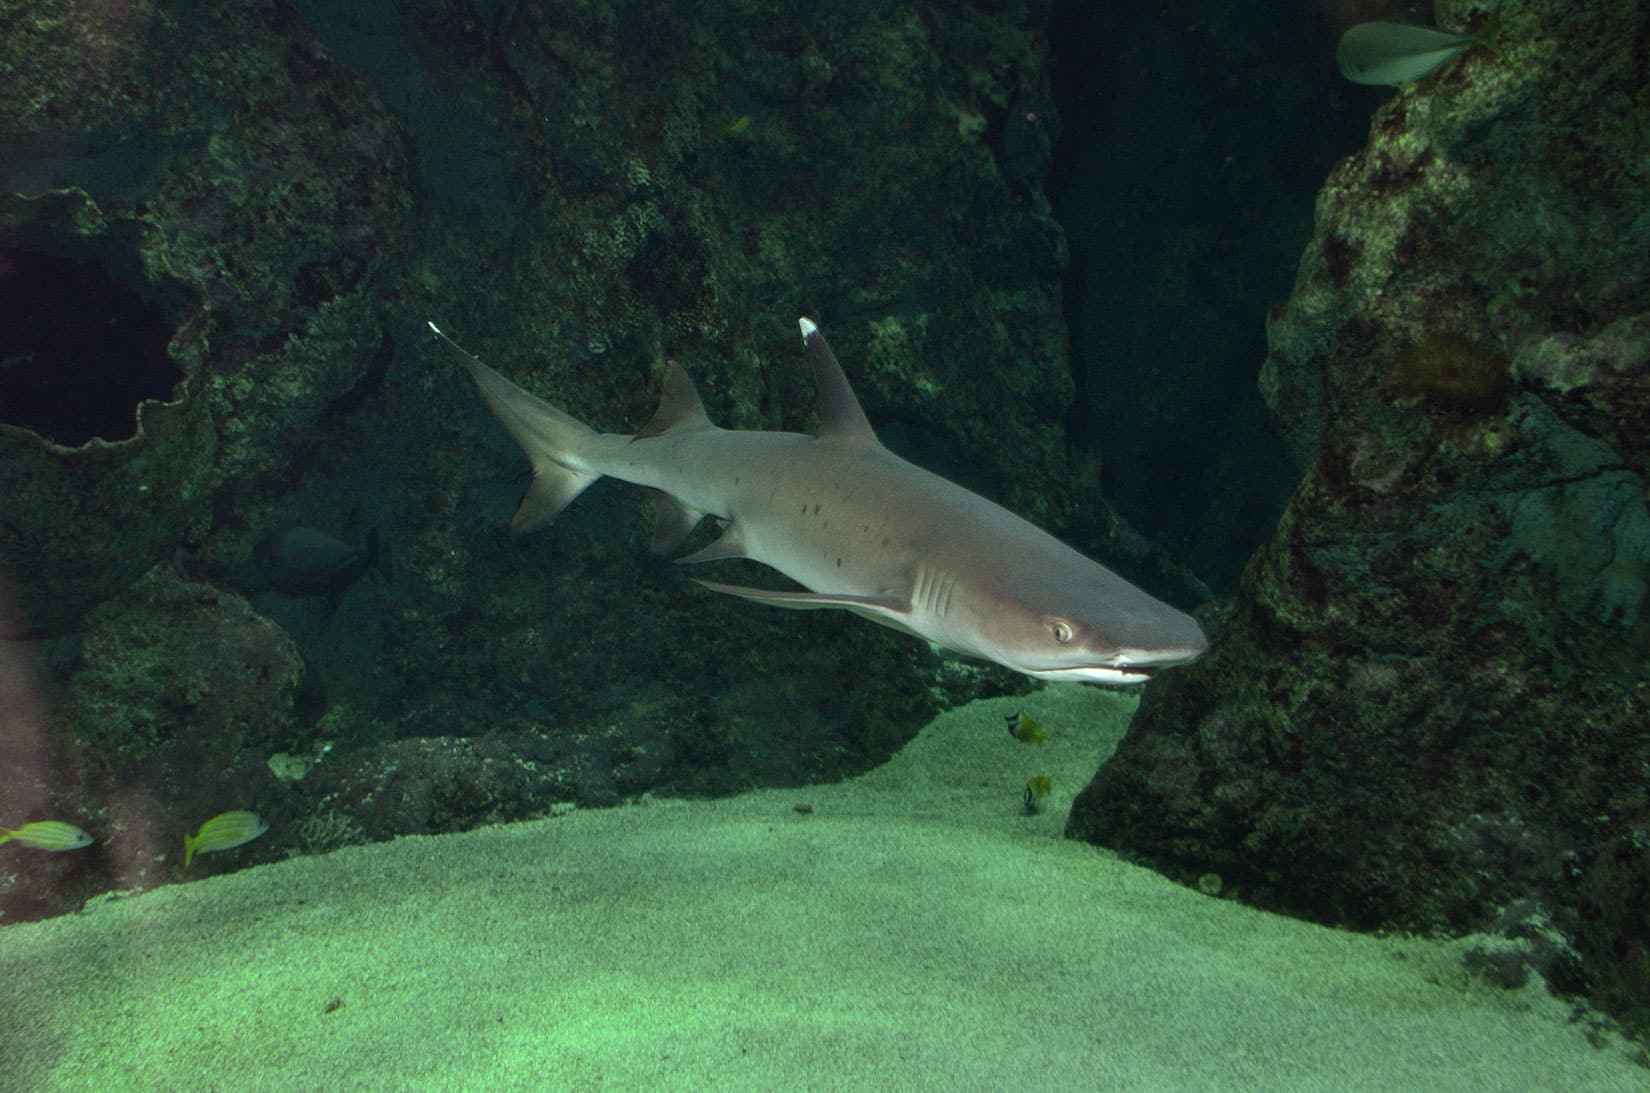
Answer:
[429, 322, 600, 534]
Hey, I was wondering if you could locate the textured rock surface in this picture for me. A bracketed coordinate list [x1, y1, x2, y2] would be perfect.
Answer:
[0, 569, 304, 921]
[1070, 0, 1650, 1028]
[0, 195, 215, 636]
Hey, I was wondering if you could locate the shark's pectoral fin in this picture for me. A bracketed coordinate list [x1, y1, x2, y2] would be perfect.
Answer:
[692, 578, 908, 618]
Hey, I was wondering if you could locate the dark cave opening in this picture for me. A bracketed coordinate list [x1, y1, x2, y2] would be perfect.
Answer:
[0, 247, 182, 447]
[1042, 0, 1369, 588]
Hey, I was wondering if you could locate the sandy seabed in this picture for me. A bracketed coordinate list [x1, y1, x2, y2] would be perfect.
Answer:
[4, 686, 1644, 1091]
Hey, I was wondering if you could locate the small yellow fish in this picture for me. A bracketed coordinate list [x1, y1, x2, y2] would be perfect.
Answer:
[1005, 710, 1048, 746]
[185, 810, 269, 867]
[0, 821, 93, 851]
[1023, 775, 1053, 815]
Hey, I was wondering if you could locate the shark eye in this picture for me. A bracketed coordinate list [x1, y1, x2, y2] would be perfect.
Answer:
[1051, 620, 1074, 645]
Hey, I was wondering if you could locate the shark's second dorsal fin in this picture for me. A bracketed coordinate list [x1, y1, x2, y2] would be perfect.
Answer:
[799, 318, 878, 445]
[637, 362, 712, 439]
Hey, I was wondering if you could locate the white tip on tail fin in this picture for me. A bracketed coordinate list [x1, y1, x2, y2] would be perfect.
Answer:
[428, 321, 601, 534]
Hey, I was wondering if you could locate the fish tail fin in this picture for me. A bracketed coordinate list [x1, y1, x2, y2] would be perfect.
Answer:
[429, 322, 602, 534]
[0, 827, 14, 847]
[364, 529, 393, 584]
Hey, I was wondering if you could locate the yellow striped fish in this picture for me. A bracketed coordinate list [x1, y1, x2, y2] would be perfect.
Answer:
[185, 810, 269, 867]
[0, 821, 93, 851]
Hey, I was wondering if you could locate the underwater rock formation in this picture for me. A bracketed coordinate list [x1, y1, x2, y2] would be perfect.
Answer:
[0, 569, 304, 921]
[1068, 0, 1650, 1029]
[0, 2, 414, 632]
[0, 191, 213, 636]
[1, 0, 1091, 907]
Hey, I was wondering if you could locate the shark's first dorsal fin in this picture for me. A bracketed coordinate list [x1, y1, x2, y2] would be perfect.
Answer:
[637, 362, 712, 439]
[799, 318, 878, 445]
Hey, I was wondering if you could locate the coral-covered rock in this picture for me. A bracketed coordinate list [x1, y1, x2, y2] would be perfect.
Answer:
[67, 568, 306, 766]
[1070, 0, 1650, 1029]
[0, 0, 416, 491]
[0, 191, 214, 636]
[0, 0, 1079, 909]
[0, 569, 304, 921]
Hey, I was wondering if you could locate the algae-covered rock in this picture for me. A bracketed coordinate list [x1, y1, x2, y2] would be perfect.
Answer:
[0, 190, 213, 636]
[0, 0, 416, 492]
[68, 567, 307, 764]
[0, 568, 304, 922]
[0, 2, 415, 633]
[1070, 0, 1650, 1030]
[0, 0, 1125, 911]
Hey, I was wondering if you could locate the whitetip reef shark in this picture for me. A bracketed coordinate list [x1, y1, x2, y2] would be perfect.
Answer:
[430, 318, 1208, 685]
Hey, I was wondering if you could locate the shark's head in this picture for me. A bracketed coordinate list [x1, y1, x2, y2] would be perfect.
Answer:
[945, 547, 1210, 686]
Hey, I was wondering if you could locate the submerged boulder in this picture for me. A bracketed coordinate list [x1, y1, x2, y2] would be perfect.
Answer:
[0, 191, 214, 636]
[1069, 0, 1650, 1029]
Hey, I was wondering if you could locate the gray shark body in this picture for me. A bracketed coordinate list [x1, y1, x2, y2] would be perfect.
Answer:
[432, 318, 1207, 685]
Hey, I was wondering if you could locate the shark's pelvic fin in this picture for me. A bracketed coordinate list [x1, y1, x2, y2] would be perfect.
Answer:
[429, 322, 600, 534]
[649, 490, 706, 554]
[674, 522, 749, 564]
[799, 318, 879, 445]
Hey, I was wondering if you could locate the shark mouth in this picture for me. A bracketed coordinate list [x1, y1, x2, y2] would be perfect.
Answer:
[1024, 664, 1156, 686]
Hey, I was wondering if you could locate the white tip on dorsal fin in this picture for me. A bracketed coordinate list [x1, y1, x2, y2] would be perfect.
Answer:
[797, 317, 878, 445]
[636, 362, 712, 439]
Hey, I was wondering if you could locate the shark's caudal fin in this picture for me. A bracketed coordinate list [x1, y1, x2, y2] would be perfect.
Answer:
[429, 322, 600, 534]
